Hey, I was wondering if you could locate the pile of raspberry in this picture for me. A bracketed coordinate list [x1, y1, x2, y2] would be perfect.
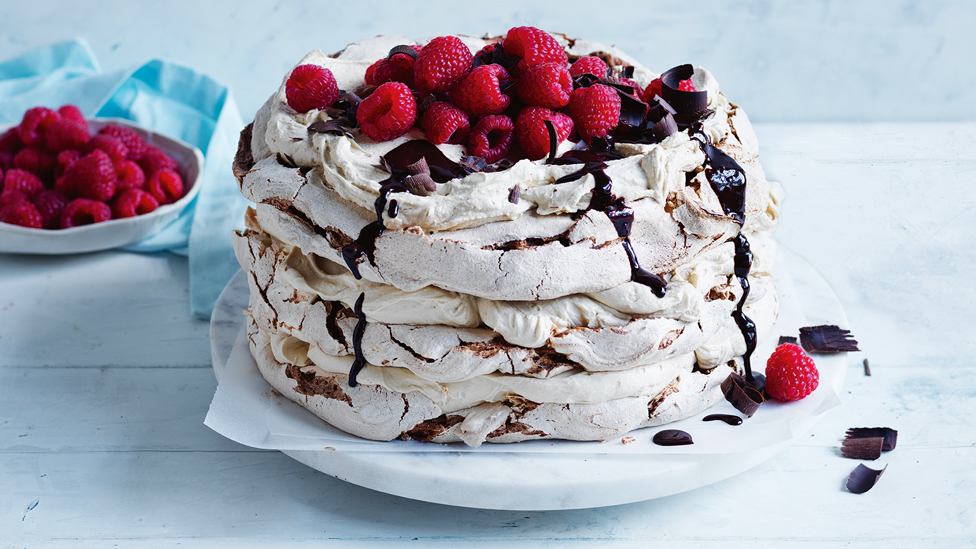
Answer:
[0, 105, 185, 230]
[284, 26, 694, 164]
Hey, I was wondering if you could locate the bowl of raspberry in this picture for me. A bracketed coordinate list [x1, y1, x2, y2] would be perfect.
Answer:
[0, 105, 203, 254]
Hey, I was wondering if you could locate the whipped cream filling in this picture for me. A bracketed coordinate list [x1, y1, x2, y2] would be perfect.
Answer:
[269, 329, 694, 413]
[254, 39, 758, 235]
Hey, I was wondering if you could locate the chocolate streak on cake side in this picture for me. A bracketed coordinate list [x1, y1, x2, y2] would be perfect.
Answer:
[347, 292, 368, 386]
[553, 145, 666, 297]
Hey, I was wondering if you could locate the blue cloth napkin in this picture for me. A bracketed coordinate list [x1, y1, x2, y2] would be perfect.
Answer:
[0, 40, 248, 319]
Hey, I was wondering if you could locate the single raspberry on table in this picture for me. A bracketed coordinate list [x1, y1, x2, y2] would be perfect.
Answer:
[60, 198, 111, 228]
[44, 117, 90, 152]
[569, 56, 609, 79]
[515, 106, 574, 161]
[61, 149, 116, 201]
[138, 145, 179, 176]
[421, 101, 470, 145]
[115, 160, 146, 191]
[567, 84, 621, 143]
[356, 81, 417, 141]
[3, 169, 45, 199]
[517, 62, 573, 109]
[641, 77, 663, 104]
[467, 114, 514, 164]
[285, 64, 340, 113]
[86, 134, 129, 164]
[112, 188, 159, 218]
[97, 124, 148, 160]
[18, 106, 60, 147]
[13, 147, 56, 179]
[502, 26, 568, 75]
[145, 169, 184, 205]
[764, 343, 820, 402]
[32, 189, 69, 229]
[0, 200, 43, 228]
[413, 35, 473, 94]
[367, 46, 422, 87]
[449, 64, 512, 117]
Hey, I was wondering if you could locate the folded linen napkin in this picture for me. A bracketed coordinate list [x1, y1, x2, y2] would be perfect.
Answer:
[0, 39, 248, 319]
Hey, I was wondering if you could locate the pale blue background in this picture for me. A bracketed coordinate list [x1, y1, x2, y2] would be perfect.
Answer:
[4, 0, 973, 123]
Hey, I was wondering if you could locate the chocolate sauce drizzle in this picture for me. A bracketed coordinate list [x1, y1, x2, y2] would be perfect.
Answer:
[689, 122, 758, 383]
[348, 292, 368, 386]
[703, 414, 743, 426]
[553, 144, 667, 297]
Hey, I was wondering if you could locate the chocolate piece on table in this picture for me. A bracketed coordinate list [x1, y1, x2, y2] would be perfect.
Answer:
[846, 464, 887, 494]
[721, 372, 764, 417]
[778, 335, 799, 346]
[863, 358, 872, 376]
[841, 437, 884, 460]
[845, 427, 898, 451]
[798, 325, 860, 353]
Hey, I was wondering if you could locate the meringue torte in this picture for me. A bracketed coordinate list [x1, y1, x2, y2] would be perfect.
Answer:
[231, 27, 782, 446]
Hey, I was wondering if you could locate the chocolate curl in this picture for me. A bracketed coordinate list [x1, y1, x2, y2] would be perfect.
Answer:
[388, 45, 418, 60]
[863, 358, 872, 376]
[660, 64, 708, 125]
[406, 157, 429, 176]
[544, 120, 558, 163]
[508, 185, 521, 204]
[721, 371, 764, 417]
[308, 120, 352, 137]
[401, 157, 437, 196]
[846, 464, 887, 494]
[650, 112, 678, 141]
[846, 427, 898, 451]
[841, 437, 884, 460]
[799, 325, 860, 353]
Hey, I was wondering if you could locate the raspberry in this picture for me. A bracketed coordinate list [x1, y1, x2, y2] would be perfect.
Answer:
[764, 343, 820, 402]
[3, 169, 45, 199]
[515, 107, 575, 161]
[32, 189, 68, 229]
[413, 35, 473, 94]
[567, 84, 621, 143]
[617, 77, 643, 100]
[679, 78, 697, 92]
[86, 134, 129, 164]
[502, 27, 568, 75]
[0, 200, 42, 229]
[115, 160, 146, 191]
[111, 188, 159, 218]
[18, 106, 60, 147]
[367, 46, 422, 88]
[13, 147, 55, 179]
[285, 64, 340, 113]
[55, 149, 82, 179]
[60, 198, 111, 228]
[0, 127, 22, 154]
[641, 78, 663, 104]
[138, 145, 179, 177]
[449, 64, 512, 117]
[58, 105, 87, 126]
[145, 169, 184, 205]
[62, 149, 116, 201]
[421, 101, 470, 145]
[97, 124, 148, 160]
[355, 81, 417, 141]
[44, 117, 90, 152]
[0, 190, 28, 209]
[517, 62, 573, 109]
[467, 115, 514, 164]
[569, 56, 609, 79]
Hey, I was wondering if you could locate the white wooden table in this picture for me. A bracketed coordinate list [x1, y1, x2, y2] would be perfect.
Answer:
[2, 122, 974, 547]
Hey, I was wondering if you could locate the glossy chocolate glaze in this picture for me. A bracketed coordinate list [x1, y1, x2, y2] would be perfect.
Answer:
[347, 292, 368, 386]
[703, 414, 743, 426]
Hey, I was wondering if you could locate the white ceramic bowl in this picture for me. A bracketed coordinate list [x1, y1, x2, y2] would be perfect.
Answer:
[0, 118, 203, 254]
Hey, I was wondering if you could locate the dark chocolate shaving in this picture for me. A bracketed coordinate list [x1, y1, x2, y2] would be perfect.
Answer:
[652, 429, 694, 446]
[406, 157, 429, 176]
[388, 45, 418, 60]
[799, 325, 860, 353]
[846, 464, 887, 494]
[458, 155, 488, 175]
[382, 140, 460, 182]
[863, 358, 872, 376]
[472, 42, 520, 73]
[620, 65, 635, 79]
[308, 120, 352, 137]
[615, 88, 647, 127]
[841, 437, 884, 460]
[323, 91, 362, 129]
[778, 335, 799, 346]
[403, 173, 436, 196]
[845, 428, 897, 451]
[508, 185, 521, 204]
[660, 64, 708, 125]
[276, 153, 298, 169]
[544, 120, 558, 163]
[721, 371, 764, 417]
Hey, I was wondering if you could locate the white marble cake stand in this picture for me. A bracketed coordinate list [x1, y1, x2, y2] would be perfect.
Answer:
[209, 247, 848, 510]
